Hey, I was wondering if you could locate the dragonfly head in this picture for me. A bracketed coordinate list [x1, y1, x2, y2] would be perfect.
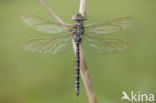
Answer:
[72, 13, 86, 21]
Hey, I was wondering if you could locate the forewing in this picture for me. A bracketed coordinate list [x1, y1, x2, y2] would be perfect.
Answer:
[21, 15, 72, 34]
[85, 16, 134, 35]
[23, 35, 72, 55]
[83, 35, 129, 54]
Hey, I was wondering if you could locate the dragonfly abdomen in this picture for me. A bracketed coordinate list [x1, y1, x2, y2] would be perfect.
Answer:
[74, 35, 82, 96]
[73, 27, 83, 96]
[75, 42, 80, 96]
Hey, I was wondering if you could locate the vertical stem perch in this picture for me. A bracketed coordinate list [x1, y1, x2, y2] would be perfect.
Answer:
[79, 0, 98, 103]
[38, 0, 97, 103]
[79, 44, 98, 103]
[79, 0, 86, 16]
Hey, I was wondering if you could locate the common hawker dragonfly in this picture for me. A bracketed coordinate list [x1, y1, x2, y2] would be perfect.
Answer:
[22, 13, 134, 96]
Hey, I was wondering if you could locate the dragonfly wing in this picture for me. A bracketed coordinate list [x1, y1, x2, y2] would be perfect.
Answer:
[23, 35, 72, 55]
[83, 35, 129, 54]
[21, 15, 72, 34]
[85, 16, 134, 35]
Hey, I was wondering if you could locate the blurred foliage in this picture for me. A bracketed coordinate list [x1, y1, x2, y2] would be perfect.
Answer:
[0, 0, 156, 103]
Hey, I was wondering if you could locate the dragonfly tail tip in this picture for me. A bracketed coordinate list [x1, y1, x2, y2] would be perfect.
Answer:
[76, 92, 79, 96]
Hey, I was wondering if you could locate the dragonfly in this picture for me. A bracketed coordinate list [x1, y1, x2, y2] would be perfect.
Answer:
[21, 13, 134, 96]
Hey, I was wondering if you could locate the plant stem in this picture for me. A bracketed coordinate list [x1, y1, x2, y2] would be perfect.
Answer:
[38, 0, 97, 103]
[79, 0, 86, 16]
[38, 0, 72, 36]
[78, 0, 98, 103]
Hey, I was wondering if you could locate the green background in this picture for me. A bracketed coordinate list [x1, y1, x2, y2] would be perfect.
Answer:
[0, 0, 156, 103]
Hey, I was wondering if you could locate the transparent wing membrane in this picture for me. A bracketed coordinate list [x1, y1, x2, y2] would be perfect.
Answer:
[21, 15, 72, 34]
[83, 35, 129, 54]
[23, 35, 72, 55]
[85, 16, 134, 35]
[22, 15, 132, 55]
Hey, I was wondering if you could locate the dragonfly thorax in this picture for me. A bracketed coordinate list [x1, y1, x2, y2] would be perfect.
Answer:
[72, 13, 85, 37]
[73, 23, 84, 36]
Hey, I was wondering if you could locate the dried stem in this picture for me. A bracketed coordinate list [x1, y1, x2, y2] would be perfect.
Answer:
[38, 0, 72, 36]
[78, 0, 97, 103]
[38, 0, 97, 103]
[79, 0, 86, 16]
